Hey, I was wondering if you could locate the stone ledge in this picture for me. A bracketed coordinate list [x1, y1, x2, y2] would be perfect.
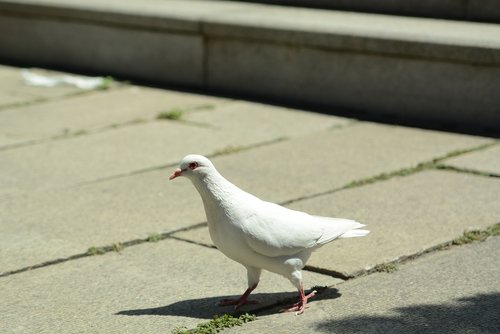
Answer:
[223, 0, 500, 23]
[1, 0, 499, 128]
[2, 0, 499, 65]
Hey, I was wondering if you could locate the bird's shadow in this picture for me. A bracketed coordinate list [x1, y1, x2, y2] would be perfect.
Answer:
[116, 286, 341, 319]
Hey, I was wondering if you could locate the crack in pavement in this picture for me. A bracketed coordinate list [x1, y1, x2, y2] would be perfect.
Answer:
[71, 136, 289, 188]
[281, 140, 499, 206]
[0, 222, 207, 278]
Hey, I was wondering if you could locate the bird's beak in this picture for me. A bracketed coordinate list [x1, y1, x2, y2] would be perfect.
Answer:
[169, 168, 183, 180]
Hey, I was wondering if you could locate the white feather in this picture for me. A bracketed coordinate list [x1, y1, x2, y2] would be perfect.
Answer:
[172, 154, 369, 305]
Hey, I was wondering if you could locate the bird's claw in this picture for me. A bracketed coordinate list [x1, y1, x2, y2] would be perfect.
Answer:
[280, 289, 316, 315]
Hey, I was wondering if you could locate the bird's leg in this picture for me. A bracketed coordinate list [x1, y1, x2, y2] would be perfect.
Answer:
[281, 283, 316, 315]
[218, 267, 261, 309]
[218, 283, 259, 309]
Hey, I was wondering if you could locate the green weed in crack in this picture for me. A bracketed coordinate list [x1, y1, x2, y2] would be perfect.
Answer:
[146, 233, 162, 242]
[87, 246, 106, 256]
[452, 223, 500, 246]
[172, 313, 256, 334]
[374, 263, 398, 273]
[157, 109, 183, 120]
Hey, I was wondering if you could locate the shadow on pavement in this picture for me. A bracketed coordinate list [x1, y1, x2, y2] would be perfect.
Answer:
[116, 286, 341, 319]
[316, 292, 500, 333]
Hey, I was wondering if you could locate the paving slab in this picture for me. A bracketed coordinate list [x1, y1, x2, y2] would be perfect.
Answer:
[0, 121, 217, 198]
[175, 170, 500, 276]
[442, 143, 500, 176]
[0, 238, 340, 334]
[183, 122, 491, 204]
[0, 169, 206, 273]
[0, 122, 491, 272]
[226, 236, 500, 333]
[0, 85, 228, 148]
[0, 113, 332, 198]
[0, 65, 85, 108]
[183, 100, 350, 138]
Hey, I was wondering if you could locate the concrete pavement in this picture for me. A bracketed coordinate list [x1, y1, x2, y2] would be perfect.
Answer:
[0, 65, 499, 333]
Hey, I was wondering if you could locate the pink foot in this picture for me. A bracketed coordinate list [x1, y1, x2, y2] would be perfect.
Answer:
[280, 289, 316, 315]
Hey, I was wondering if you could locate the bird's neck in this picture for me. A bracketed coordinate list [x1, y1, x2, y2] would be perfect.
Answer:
[191, 170, 239, 205]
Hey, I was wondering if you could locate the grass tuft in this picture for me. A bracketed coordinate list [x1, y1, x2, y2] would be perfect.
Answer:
[172, 313, 256, 334]
[146, 233, 162, 242]
[98, 76, 114, 90]
[157, 109, 183, 120]
[214, 145, 244, 156]
[374, 263, 398, 273]
[487, 223, 500, 236]
[452, 223, 500, 245]
[87, 246, 106, 256]
[112, 243, 124, 253]
[193, 104, 215, 111]
[73, 129, 88, 136]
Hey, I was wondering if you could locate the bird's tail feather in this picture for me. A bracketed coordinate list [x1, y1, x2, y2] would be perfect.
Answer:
[339, 229, 370, 238]
[314, 217, 369, 244]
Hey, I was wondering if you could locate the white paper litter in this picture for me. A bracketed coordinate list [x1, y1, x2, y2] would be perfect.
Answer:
[21, 69, 106, 90]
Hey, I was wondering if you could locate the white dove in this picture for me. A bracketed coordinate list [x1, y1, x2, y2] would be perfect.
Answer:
[169, 154, 369, 314]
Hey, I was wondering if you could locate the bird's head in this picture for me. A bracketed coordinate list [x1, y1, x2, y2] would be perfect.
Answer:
[169, 154, 214, 181]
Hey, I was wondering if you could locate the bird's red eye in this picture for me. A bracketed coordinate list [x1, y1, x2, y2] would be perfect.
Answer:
[188, 162, 198, 170]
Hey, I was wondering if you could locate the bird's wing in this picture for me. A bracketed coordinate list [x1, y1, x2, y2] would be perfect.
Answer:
[238, 201, 354, 257]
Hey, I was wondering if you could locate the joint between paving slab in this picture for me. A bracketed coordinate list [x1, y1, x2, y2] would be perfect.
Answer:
[0, 221, 207, 278]
[72, 136, 289, 188]
[281, 140, 498, 206]
[348, 223, 500, 280]
[0, 84, 119, 113]
[169, 235, 217, 250]
[0, 117, 211, 153]
[304, 222, 500, 282]
[434, 164, 500, 179]
[0, 101, 220, 152]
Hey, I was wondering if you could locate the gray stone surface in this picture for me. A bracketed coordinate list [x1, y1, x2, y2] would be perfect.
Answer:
[224, 0, 500, 23]
[0, 0, 249, 32]
[0, 169, 206, 273]
[0, 238, 340, 334]
[226, 237, 500, 333]
[1, 60, 499, 334]
[5, 0, 500, 61]
[0, 85, 227, 148]
[183, 100, 350, 138]
[207, 39, 500, 128]
[205, 5, 500, 63]
[1, 103, 344, 198]
[0, 121, 216, 198]
[442, 144, 500, 176]
[0, 65, 84, 108]
[0, 14, 204, 86]
[0, 120, 490, 272]
[190, 122, 490, 204]
[291, 170, 500, 275]
[175, 171, 500, 276]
